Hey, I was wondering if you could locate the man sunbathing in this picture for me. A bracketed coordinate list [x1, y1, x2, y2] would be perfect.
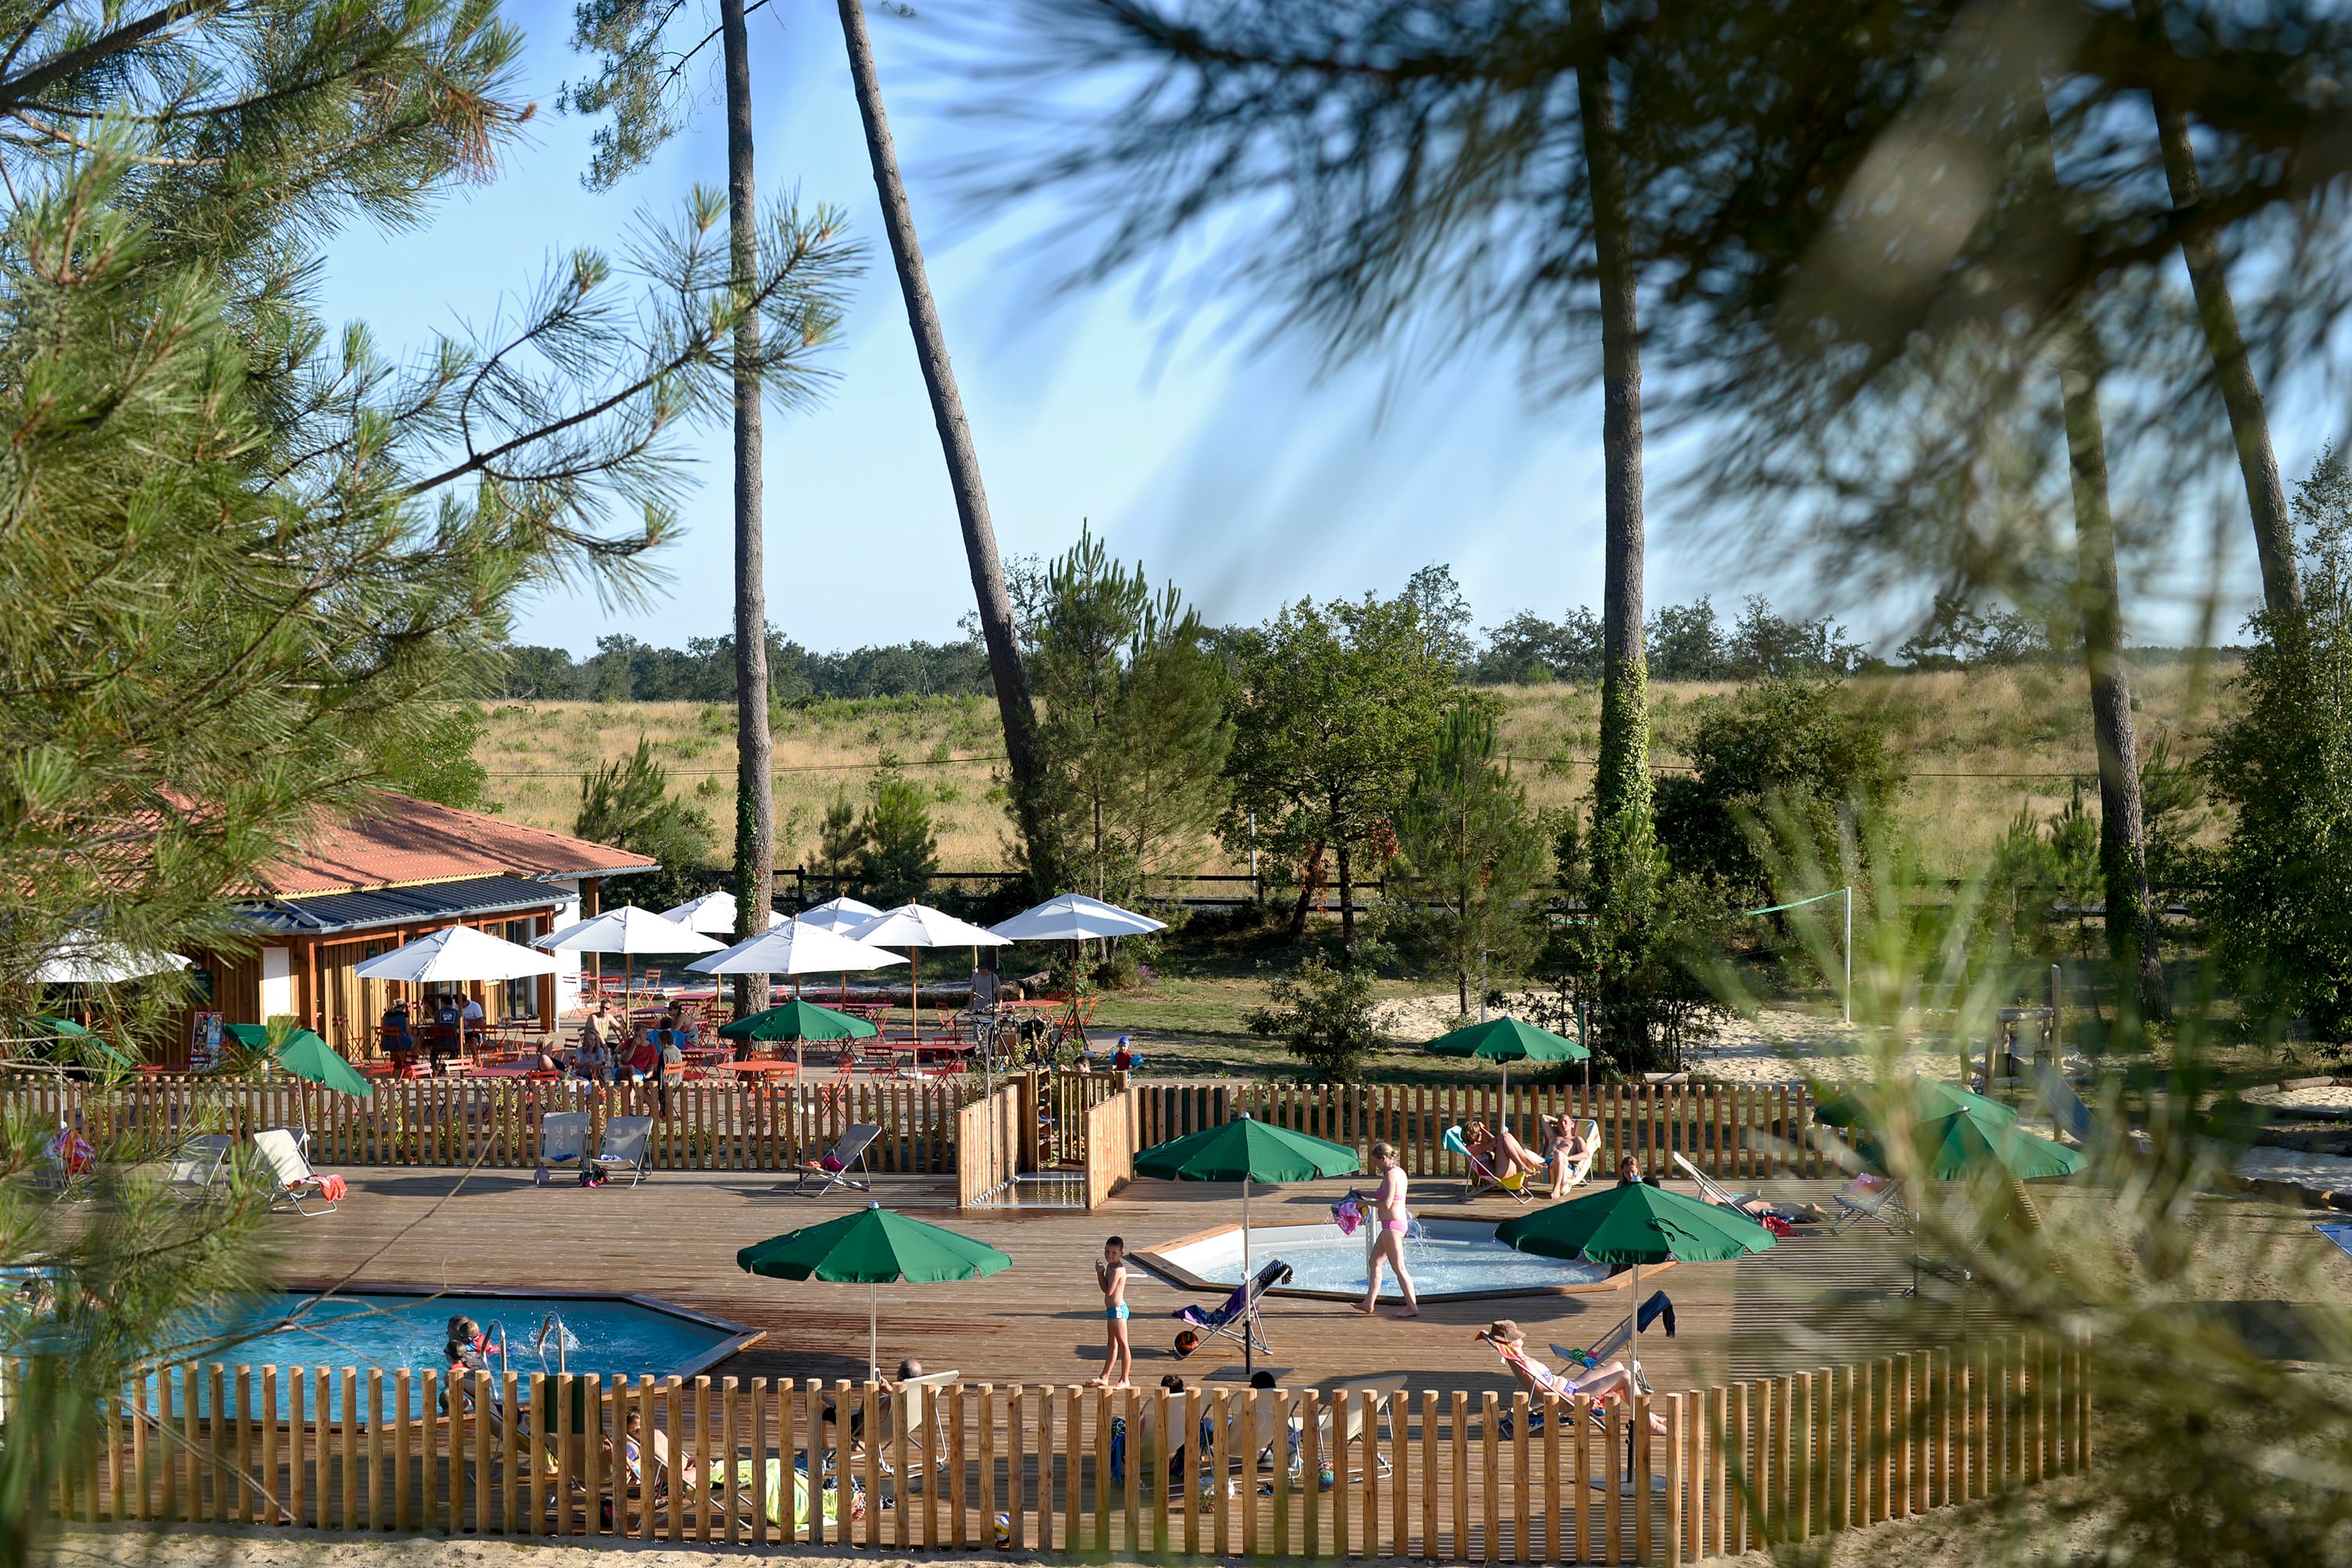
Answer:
[1477, 1320, 1665, 1436]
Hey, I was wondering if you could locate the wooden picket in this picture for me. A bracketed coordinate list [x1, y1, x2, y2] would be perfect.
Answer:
[20, 1335, 2082, 1563]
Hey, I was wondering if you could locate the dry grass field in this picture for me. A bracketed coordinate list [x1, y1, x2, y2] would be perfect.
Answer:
[473, 659, 2237, 880]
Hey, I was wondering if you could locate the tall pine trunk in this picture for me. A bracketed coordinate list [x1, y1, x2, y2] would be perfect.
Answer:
[837, 0, 1059, 895]
[2134, 0, 2301, 616]
[1575, 5, 1653, 877]
[723, 0, 770, 1017]
[2058, 343, 2169, 1020]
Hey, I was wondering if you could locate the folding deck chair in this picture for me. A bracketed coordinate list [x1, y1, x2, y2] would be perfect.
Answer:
[537, 1111, 591, 1178]
[590, 1116, 655, 1186]
[1830, 1174, 1915, 1234]
[1171, 1258, 1292, 1359]
[253, 1127, 342, 1216]
[165, 1134, 235, 1203]
[791, 1123, 880, 1196]
[1552, 1117, 1603, 1196]
[1443, 1125, 1534, 1203]
[880, 1368, 959, 1484]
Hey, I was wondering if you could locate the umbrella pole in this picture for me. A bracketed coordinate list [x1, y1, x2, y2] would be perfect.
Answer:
[869, 1280, 879, 1383]
[1627, 1260, 1639, 1374]
[1242, 1178, 1253, 1373]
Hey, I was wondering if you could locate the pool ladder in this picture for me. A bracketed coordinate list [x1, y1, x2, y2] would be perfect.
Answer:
[478, 1313, 572, 1377]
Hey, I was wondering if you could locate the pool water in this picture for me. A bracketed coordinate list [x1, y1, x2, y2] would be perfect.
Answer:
[1149, 1219, 1614, 1301]
[144, 1290, 751, 1418]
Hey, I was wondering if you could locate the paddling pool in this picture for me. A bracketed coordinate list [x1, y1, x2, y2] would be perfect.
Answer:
[138, 1289, 758, 1418]
[1138, 1218, 1624, 1303]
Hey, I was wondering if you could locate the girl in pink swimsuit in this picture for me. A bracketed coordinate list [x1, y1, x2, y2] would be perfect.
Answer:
[1356, 1142, 1421, 1318]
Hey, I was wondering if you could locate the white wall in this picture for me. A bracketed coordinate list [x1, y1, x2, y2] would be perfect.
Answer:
[549, 880, 584, 1015]
[259, 946, 293, 1019]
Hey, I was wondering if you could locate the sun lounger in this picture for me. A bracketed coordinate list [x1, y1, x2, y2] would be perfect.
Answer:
[590, 1116, 654, 1187]
[1830, 1174, 1915, 1235]
[1552, 1118, 1602, 1196]
[253, 1127, 343, 1217]
[878, 1368, 960, 1483]
[1669, 1150, 1813, 1224]
[1311, 1376, 1403, 1480]
[1172, 1258, 1292, 1359]
[791, 1123, 881, 1196]
[165, 1134, 235, 1203]
[1443, 1124, 1533, 1203]
[537, 1112, 591, 1172]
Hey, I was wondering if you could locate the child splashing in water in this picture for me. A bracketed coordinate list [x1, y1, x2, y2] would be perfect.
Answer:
[1355, 1142, 1421, 1319]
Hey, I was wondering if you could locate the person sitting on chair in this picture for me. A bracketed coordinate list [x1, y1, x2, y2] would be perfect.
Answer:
[459, 993, 487, 1052]
[379, 999, 416, 1069]
[1466, 1120, 1545, 1179]
[1542, 1115, 1592, 1199]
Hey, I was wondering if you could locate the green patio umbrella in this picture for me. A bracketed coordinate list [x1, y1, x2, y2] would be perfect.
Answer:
[738, 1201, 1011, 1379]
[717, 1000, 877, 1042]
[1134, 1115, 1361, 1369]
[224, 1022, 374, 1099]
[1424, 1016, 1590, 1105]
[1854, 1110, 2084, 1182]
[1813, 1074, 2017, 1130]
[32, 1016, 136, 1071]
[1498, 1180, 1777, 1370]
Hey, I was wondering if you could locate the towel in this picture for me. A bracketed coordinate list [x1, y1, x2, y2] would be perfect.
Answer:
[318, 1174, 348, 1200]
[1330, 1194, 1363, 1236]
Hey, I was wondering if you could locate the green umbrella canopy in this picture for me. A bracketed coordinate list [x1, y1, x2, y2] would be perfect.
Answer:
[1424, 1016, 1589, 1064]
[1856, 1110, 2084, 1182]
[225, 1023, 374, 1099]
[33, 1017, 136, 1069]
[717, 1000, 877, 1043]
[737, 1203, 1012, 1284]
[1813, 1076, 2017, 1131]
[1497, 1181, 1778, 1266]
[1134, 1115, 1363, 1184]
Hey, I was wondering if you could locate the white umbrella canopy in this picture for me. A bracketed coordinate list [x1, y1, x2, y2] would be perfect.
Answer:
[687, 920, 908, 978]
[846, 905, 1012, 950]
[32, 931, 191, 985]
[353, 924, 558, 984]
[844, 904, 1011, 1039]
[989, 894, 1167, 943]
[797, 896, 884, 934]
[659, 891, 739, 934]
[535, 906, 724, 956]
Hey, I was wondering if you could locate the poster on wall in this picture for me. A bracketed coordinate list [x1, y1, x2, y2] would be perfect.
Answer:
[187, 1011, 223, 1071]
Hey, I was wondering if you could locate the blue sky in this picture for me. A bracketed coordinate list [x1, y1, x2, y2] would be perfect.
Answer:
[318, 0, 2273, 657]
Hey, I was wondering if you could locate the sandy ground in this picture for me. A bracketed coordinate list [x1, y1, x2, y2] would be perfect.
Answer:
[2245, 1084, 2352, 1112]
[1370, 994, 2087, 1088]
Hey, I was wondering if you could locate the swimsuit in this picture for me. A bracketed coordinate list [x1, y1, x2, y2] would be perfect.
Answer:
[1105, 1304, 1130, 1321]
[1383, 1218, 1410, 1234]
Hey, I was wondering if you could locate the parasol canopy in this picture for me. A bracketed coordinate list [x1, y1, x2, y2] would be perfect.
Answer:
[353, 924, 557, 983]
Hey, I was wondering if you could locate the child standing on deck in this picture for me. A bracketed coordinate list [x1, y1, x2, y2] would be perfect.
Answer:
[1090, 1235, 1133, 1388]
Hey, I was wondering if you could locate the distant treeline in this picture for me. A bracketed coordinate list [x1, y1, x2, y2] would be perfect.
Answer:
[492, 588, 2229, 703]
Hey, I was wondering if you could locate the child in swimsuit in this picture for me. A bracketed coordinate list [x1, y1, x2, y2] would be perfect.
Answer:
[1091, 1236, 1133, 1389]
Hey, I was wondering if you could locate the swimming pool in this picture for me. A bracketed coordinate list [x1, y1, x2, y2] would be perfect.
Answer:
[1138, 1218, 1622, 1302]
[144, 1290, 759, 1418]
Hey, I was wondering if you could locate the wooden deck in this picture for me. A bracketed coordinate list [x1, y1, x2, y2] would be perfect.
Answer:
[270, 1168, 2065, 1397]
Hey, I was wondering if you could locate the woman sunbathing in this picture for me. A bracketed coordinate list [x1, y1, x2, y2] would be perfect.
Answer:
[1466, 1120, 1546, 1180]
[1542, 1116, 1592, 1199]
[1476, 1321, 1666, 1436]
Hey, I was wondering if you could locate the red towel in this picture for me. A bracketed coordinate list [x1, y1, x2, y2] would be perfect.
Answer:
[318, 1174, 348, 1201]
[1761, 1214, 1795, 1238]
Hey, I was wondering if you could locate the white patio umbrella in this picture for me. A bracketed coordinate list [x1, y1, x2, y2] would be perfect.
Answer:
[797, 895, 883, 934]
[535, 905, 722, 1004]
[659, 891, 739, 934]
[844, 905, 1011, 1039]
[353, 924, 558, 983]
[32, 931, 191, 986]
[988, 893, 1167, 942]
[687, 919, 906, 987]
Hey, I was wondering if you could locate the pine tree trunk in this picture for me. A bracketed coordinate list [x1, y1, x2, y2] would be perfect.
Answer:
[2134, 0, 2301, 617]
[723, 0, 770, 1018]
[1288, 843, 1323, 943]
[1574, 5, 1653, 873]
[2059, 343, 2169, 1021]
[1337, 837, 1356, 950]
[837, 0, 1058, 894]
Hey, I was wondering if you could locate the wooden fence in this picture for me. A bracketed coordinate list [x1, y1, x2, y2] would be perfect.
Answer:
[955, 1085, 1022, 1207]
[27, 1337, 2085, 1564]
[1127, 1080, 1828, 1181]
[1083, 1089, 1135, 1209]
[4, 1074, 1823, 1182]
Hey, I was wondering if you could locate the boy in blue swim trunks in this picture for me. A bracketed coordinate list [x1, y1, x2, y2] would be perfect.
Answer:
[1090, 1235, 1133, 1388]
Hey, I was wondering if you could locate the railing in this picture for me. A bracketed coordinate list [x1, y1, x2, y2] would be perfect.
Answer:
[1083, 1090, 1134, 1210]
[955, 1084, 1022, 1206]
[7, 1073, 1823, 1181]
[26, 1338, 2085, 1563]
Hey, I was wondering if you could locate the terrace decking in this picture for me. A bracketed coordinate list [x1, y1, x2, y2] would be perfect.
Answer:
[277, 1168, 2033, 1393]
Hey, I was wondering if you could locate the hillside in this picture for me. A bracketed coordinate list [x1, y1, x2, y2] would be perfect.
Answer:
[473, 656, 2237, 879]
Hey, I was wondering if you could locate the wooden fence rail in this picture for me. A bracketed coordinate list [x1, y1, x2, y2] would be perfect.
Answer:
[4, 1074, 1822, 1181]
[23, 1337, 2083, 1563]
